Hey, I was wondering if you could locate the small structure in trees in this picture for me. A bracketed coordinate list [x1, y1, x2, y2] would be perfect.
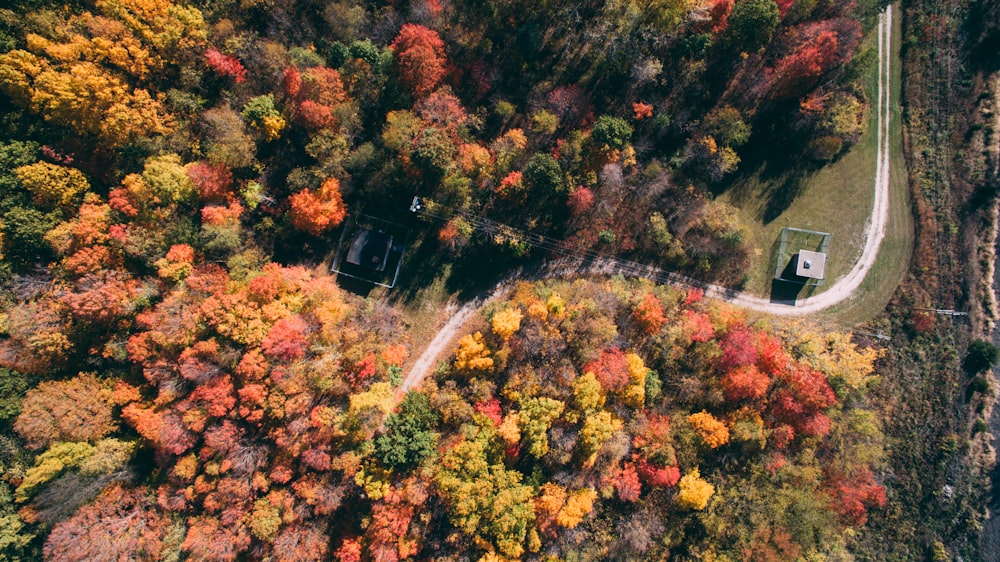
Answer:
[331, 214, 410, 288]
[773, 227, 831, 286]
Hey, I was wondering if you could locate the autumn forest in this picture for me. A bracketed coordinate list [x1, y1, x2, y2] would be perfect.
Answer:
[0, 0, 994, 560]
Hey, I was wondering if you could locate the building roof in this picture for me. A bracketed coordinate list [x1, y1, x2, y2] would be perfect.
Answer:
[795, 250, 827, 280]
[346, 229, 393, 272]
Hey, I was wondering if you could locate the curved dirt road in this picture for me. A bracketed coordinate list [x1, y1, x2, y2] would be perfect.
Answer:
[401, 7, 896, 394]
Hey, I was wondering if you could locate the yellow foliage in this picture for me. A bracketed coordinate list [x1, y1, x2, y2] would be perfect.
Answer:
[688, 411, 730, 449]
[789, 329, 880, 390]
[15, 161, 90, 210]
[572, 372, 606, 413]
[622, 352, 648, 408]
[174, 453, 199, 482]
[261, 115, 286, 141]
[527, 300, 548, 321]
[557, 488, 597, 528]
[535, 482, 567, 517]
[546, 293, 566, 317]
[677, 468, 715, 510]
[492, 307, 524, 341]
[579, 410, 622, 467]
[454, 332, 494, 371]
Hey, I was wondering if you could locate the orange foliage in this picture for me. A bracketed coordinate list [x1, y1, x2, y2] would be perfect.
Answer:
[632, 293, 665, 335]
[289, 178, 347, 236]
[632, 102, 653, 120]
[688, 411, 730, 448]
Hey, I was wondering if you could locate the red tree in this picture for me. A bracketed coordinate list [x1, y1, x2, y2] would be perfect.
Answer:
[582, 348, 631, 392]
[205, 48, 247, 83]
[45, 484, 170, 561]
[390, 24, 448, 98]
[772, 30, 839, 98]
[187, 161, 234, 201]
[719, 328, 758, 371]
[828, 467, 887, 526]
[613, 462, 642, 502]
[721, 364, 770, 401]
[567, 186, 595, 216]
[261, 315, 310, 362]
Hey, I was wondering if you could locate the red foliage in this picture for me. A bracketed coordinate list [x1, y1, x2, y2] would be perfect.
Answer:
[187, 161, 234, 201]
[633, 293, 666, 335]
[719, 328, 759, 371]
[109, 187, 139, 216]
[755, 332, 790, 375]
[474, 398, 503, 427]
[613, 462, 642, 502]
[772, 30, 839, 98]
[545, 85, 593, 127]
[189, 374, 237, 418]
[289, 178, 347, 235]
[179, 339, 222, 382]
[182, 515, 252, 561]
[201, 201, 244, 226]
[721, 364, 770, 401]
[45, 484, 170, 562]
[682, 310, 715, 344]
[205, 48, 247, 83]
[237, 349, 270, 381]
[390, 24, 448, 98]
[582, 348, 631, 392]
[261, 315, 310, 362]
[346, 352, 377, 387]
[769, 365, 837, 437]
[294, 100, 337, 129]
[202, 420, 244, 458]
[709, 0, 734, 33]
[414, 88, 467, 136]
[301, 448, 332, 471]
[282, 67, 302, 99]
[775, 0, 795, 17]
[567, 186, 595, 216]
[635, 456, 680, 488]
[829, 467, 887, 526]
[60, 271, 139, 324]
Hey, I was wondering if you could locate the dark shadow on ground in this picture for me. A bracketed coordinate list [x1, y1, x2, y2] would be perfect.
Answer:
[770, 254, 808, 304]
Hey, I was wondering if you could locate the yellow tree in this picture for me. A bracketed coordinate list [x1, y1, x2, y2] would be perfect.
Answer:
[556, 489, 597, 529]
[491, 307, 524, 341]
[15, 162, 90, 210]
[454, 332, 493, 371]
[578, 411, 622, 467]
[676, 468, 715, 510]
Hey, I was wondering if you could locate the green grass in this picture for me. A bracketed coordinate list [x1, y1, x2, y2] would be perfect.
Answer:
[718, 5, 912, 325]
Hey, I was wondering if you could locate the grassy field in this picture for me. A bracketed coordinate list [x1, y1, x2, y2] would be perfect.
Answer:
[719, 6, 912, 326]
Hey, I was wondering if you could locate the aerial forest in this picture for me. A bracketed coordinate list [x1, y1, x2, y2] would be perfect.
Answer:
[0, 0, 910, 560]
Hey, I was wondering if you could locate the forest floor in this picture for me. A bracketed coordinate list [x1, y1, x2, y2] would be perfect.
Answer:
[398, 6, 902, 397]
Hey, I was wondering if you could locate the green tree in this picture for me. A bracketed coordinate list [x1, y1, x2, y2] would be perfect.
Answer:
[726, 0, 780, 53]
[964, 339, 999, 374]
[592, 115, 633, 150]
[2, 206, 61, 264]
[375, 392, 440, 469]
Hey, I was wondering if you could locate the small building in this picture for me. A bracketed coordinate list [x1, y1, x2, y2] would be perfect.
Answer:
[795, 249, 827, 280]
[346, 229, 393, 273]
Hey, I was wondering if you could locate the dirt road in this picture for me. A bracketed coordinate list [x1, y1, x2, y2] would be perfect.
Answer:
[399, 6, 896, 395]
